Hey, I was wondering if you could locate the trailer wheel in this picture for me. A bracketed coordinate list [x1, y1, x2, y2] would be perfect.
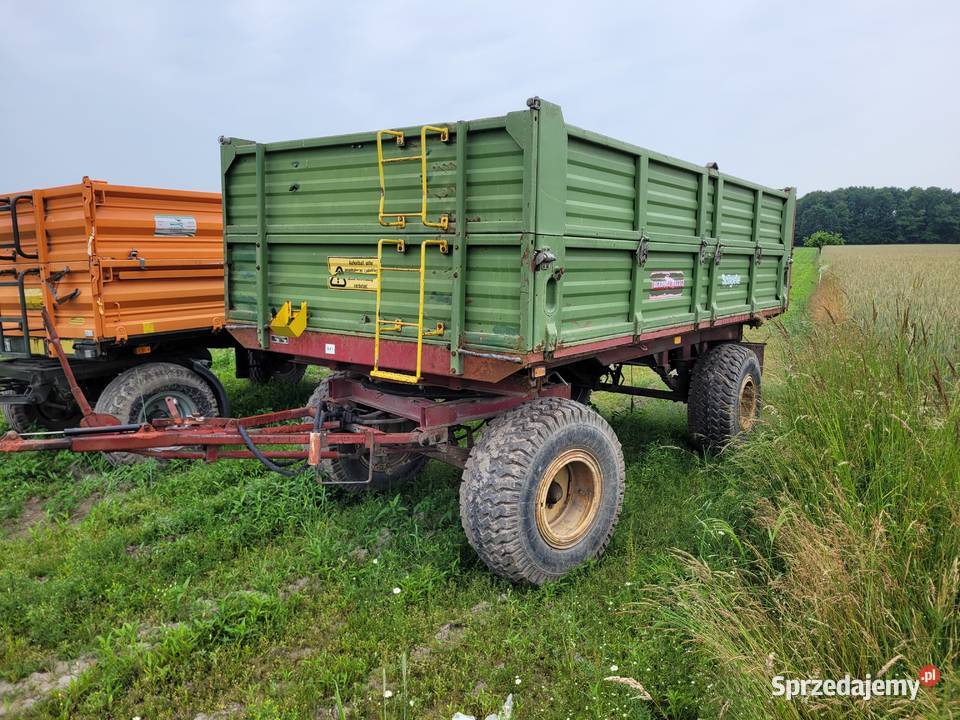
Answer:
[1, 395, 82, 433]
[248, 351, 307, 385]
[306, 373, 427, 492]
[94, 362, 221, 465]
[459, 398, 625, 585]
[687, 343, 762, 450]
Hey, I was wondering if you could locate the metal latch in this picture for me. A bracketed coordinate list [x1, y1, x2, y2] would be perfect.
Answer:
[635, 233, 649, 267]
[128, 249, 146, 269]
[46, 267, 80, 305]
[532, 248, 557, 271]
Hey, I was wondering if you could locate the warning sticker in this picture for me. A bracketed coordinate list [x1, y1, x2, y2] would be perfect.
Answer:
[24, 288, 44, 309]
[327, 256, 379, 275]
[154, 215, 197, 237]
[328, 275, 378, 292]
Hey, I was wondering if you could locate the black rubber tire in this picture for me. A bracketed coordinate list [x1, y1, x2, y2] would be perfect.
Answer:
[270, 361, 306, 384]
[248, 351, 307, 385]
[94, 362, 220, 465]
[1, 391, 83, 432]
[459, 397, 625, 585]
[687, 343, 762, 451]
[306, 373, 427, 492]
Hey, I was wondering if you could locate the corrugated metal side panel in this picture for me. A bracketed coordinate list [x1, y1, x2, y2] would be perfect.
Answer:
[93, 183, 223, 340]
[554, 122, 791, 347]
[637, 248, 699, 330]
[226, 233, 522, 352]
[759, 194, 784, 243]
[464, 128, 525, 228]
[558, 241, 633, 344]
[565, 136, 635, 234]
[0, 184, 90, 346]
[223, 122, 528, 353]
[461, 239, 523, 349]
[646, 160, 701, 238]
[0, 181, 222, 351]
[719, 182, 756, 243]
[223, 123, 524, 234]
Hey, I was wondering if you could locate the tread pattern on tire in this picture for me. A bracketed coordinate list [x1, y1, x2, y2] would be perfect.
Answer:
[94, 362, 219, 465]
[687, 343, 761, 450]
[250, 355, 306, 385]
[459, 397, 625, 585]
[1, 396, 35, 433]
[307, 373, 426, 490]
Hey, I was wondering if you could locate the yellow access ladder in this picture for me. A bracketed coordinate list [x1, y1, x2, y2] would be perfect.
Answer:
[376, 125, 450, 230]
[370, 124, 452, 383]
[371, 238, 448, 384]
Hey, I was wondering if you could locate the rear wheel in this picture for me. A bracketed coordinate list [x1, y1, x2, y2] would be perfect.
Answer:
[94, 362, 221, 465]
[687, 343, 762, 450]
[459, 398, 625, 585]
[306, 373, 427, 492]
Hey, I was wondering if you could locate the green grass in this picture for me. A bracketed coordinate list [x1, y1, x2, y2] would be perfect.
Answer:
[5, 245, 953, 718]
[656, 245, 960, 718]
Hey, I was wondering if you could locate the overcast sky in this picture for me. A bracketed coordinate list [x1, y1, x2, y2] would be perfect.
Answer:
[2, 1, 957, 196]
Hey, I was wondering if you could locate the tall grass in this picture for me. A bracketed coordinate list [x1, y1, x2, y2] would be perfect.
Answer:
[657, 246, 960, 718]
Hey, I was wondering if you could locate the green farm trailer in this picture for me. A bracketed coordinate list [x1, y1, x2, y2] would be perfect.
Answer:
[1, 99, 795, 584]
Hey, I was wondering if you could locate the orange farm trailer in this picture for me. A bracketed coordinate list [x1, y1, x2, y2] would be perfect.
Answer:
[0, 178, 302, 434]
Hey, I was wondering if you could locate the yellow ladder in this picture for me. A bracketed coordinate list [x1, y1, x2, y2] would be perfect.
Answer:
[371, 238, 448, 384]
[376, 125, 450, 230]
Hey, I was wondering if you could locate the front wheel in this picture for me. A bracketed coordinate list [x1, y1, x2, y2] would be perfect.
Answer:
[94, 362, 222, 465]
[459, 398, 625, 585]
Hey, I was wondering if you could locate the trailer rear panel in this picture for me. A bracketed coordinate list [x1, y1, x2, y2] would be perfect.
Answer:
[221, 99, 795, 384]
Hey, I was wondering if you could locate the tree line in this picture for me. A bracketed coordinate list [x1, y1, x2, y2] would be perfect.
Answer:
[795, 186, 960, 245]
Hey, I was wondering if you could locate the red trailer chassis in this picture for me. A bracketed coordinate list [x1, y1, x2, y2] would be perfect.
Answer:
[0, 308, 760, 481]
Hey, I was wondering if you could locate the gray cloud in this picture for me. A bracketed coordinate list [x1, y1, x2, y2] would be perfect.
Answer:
[2, 0, 957, 194]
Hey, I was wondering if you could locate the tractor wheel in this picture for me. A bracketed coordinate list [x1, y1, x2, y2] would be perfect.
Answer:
[306, 373, 427, 492]
[687, 343, 762, 450]
[94, 362, 221, 465]
[459, 397, 625, 585]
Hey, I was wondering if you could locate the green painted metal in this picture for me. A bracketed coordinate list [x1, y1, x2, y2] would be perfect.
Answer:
[221, 99, 795, 367]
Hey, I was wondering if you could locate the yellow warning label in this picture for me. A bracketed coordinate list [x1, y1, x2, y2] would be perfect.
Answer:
[328, 275, 378, 292]
[142, 321, 155, 333]
[327, 257, 379, 275]
[69, 317, 85, 326]
[24, 288, 43, 310]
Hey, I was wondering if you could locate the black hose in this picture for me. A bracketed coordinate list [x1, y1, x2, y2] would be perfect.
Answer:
[313, 400, 326, 433]
[237, 424, 304, 477]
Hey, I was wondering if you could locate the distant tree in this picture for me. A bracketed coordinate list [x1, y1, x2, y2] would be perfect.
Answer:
[804, 230, 844, 252]
[795, 187, 960, 245]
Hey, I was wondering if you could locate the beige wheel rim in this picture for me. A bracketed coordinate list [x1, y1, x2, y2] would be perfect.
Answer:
[738, 375, 758, 431]
[535, 449, 603, 549]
